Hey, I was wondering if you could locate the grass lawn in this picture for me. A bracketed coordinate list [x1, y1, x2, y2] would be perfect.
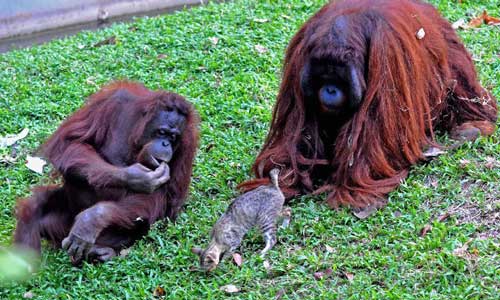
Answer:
[0, 0, 499, 299]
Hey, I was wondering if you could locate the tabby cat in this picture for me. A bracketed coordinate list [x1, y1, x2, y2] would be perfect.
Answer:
[192, 169, 285, 271]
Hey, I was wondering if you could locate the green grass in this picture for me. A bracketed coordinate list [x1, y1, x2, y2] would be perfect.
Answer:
[0, 0, 499, 299]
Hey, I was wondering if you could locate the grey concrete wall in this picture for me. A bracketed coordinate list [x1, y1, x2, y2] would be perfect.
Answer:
[0, 0, 203, 40]
[0, 0, 101, 18]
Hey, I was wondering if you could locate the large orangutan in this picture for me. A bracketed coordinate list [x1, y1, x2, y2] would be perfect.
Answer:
[240, 0, 498, 213]
[14, 81, 199, 264]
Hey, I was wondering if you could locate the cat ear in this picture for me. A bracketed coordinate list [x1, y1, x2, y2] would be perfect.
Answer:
[191, 247, 203, 256]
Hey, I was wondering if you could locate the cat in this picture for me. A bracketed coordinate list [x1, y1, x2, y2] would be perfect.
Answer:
[192, 168, 286, 271]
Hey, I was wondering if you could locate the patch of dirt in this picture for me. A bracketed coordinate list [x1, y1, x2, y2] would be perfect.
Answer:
[454, 180, 499, 235]
[451, 197, 499, 232]
[477, 230, 500, 240]
[422, 179, 500, 238]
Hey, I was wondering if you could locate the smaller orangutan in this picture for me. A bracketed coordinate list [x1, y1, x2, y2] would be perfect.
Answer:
[13, 81, 199, 265]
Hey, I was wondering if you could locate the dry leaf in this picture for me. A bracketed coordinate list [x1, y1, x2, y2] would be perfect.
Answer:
[254, 45, 268, 54]
[157, 54, 168, 60]
[452, 239, 474, 259]
[459, 159, 471, 167]
[472, 56, 483, 62]
[353, 204, 379, 219]
[209, 37, 219, 46]
[119, 248, 131, 257]
[254, 18, 269, 23]
[232, 253, 243, 267]
[94, 36, 116, 47]
[484, 156, 499, 169]
[0, 128, 29, 148]
[483, 11, 500, 25]
[153, 286, 166, 297]
[0, 154, 17, 164]
[467, 10, 500, 28]
[344, 272, 354, 282]
[423, 146, 446, 158]
[26, 155, 46, 174]
[452, 19, 467, 30]
[426, 176, 439, 188]
[420, 224, 432, 237]
[23, 291, 34, 299]
[86, 77, 97, 86]
[263, 260, 271, 270]
[468, 12, 485, 28]
[416, 28, 425, 40]
[220, 284, 240, 294]
[437, 212, 451, 222]
[313, 268, 332, 280]
[313, 271, 325, 280]
[275, 289, 285, 300]
[281, 14, 291, 20]
[325, 245, 334, 253]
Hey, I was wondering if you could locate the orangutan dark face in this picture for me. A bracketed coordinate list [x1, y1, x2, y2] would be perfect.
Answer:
[137, 109, 187, 169]
[300, 15, 367, 114]
[301, 58, 366, 114]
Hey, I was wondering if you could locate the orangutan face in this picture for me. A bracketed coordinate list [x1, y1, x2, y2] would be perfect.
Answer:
[300, 16, 367, 114]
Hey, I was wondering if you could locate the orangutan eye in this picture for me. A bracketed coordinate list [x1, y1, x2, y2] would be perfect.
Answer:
[158, 129, 168, 136]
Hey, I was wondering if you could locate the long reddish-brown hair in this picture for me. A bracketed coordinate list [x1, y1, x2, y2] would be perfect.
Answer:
[41, 81, 199, 219]
[240, 0, 497, 208]
[14, 81, 200, 256]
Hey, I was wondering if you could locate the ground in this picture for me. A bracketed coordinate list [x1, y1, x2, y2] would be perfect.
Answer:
[0, 0, 499, 299]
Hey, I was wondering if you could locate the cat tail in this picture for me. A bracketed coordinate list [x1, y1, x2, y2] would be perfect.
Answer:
[269, 168, 280, 189]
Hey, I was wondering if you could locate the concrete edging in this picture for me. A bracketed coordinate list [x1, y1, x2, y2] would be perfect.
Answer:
[0, 0, 204, 40]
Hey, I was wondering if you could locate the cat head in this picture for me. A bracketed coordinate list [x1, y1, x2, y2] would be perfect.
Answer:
[191, 244, 223, 272]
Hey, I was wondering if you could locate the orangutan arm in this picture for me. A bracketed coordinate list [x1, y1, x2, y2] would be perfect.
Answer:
[58, 143, 170, 193]
[62, 200, 142, 264]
